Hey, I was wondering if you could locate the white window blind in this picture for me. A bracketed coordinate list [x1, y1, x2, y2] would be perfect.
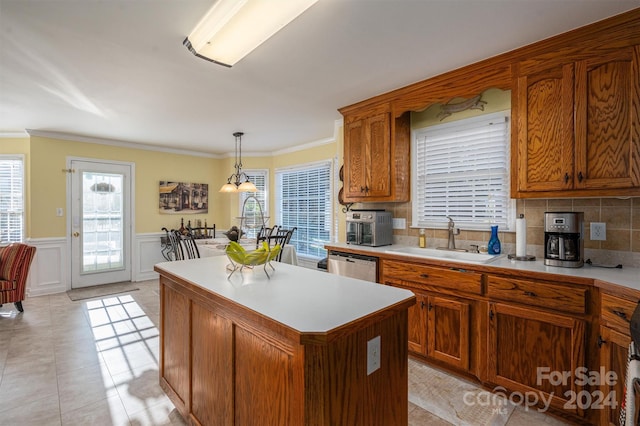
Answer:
[239, 170, 268, 238]
[413, 111, 514, 230]
[0, 156, 25, 243]
[276, 161, 332, 258]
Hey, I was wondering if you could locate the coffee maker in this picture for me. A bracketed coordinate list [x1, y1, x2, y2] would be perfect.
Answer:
[544, 212, 584, 268]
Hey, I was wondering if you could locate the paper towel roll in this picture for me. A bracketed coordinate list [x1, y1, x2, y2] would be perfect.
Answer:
[516, 215, 526, 257]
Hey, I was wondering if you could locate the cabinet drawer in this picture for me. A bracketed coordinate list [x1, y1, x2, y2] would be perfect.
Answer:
[601, 293, 639, 335]
[381, 260, 483, 295]
[487, 276, 587, 315]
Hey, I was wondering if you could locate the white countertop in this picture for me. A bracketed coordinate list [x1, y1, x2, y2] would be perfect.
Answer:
[155, 256, 415, 333]
[326, 242, 640, 292]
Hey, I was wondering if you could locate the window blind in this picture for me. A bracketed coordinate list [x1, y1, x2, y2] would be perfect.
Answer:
[413, 111, 513, 230]
[276, 162, 332, 258]
[0, 156, 25, 243]
[239, 170, 268, 238]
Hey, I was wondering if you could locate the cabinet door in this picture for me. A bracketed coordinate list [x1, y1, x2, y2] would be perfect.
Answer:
[344, 118, 367, 198]
[427, 296, 470, 371]
[599, 326, 629, 426]
[515, 63, 575, 192]
[487, 302, 586, 416]
[343, 112, 391, 200]
[408, 291, 428, 355]
[365, 112, 391, 198]
[574, 45, 640, 190]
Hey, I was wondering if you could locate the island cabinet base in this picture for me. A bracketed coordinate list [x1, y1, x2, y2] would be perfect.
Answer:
[159, 274, 410, 425]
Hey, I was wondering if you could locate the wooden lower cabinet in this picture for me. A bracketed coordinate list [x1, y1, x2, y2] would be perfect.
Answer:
[599, 326, 630, 426]
[487, 302, 586, 418]
[428, 295, 471, 371]
[394, 283, 472, 372]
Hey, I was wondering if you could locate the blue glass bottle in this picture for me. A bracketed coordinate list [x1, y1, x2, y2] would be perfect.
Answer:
[488, 225, 501, 255]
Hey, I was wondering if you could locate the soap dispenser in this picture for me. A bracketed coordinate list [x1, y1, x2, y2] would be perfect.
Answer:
[419, 229, 426, 248]
[488, 225, 501, 255]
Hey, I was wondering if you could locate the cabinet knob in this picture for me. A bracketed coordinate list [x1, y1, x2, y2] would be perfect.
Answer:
[597, 335, 606, 347]
[420, 273, 429, 279]
[564, 173, 570, 183]
[524, 291, 537, 297]
[577, 171, 584, 182]
[428, 303, 433, 311]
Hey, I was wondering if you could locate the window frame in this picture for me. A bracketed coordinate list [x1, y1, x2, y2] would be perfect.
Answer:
[239, 169, 269, 238]
[411, 111, 515, 231]
[0, 154, 25, 243]
[275, 160, 333, 260]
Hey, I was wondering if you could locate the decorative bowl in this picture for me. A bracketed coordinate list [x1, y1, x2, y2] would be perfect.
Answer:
[225, 241, 281, 278]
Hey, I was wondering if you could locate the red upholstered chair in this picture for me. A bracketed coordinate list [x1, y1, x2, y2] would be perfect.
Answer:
[0, 243, 36, 312]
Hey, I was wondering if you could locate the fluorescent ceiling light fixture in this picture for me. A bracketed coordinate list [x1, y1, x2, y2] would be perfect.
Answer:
[183, 0, 318, 67]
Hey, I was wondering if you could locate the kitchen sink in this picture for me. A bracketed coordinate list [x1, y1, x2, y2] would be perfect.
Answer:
[385, 247, 505, 265]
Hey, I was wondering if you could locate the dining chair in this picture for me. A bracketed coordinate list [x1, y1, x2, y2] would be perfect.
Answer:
[267, 227, 296, 262]
[256, 225, 278, 249]
[180, 231, 200, 259]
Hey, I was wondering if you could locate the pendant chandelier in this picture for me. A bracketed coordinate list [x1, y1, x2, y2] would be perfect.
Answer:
[219, 132, 257, 193]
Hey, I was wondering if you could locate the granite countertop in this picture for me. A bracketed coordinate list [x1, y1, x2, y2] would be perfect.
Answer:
[155, 255, 415, 333]
[325, 242, 640, 292]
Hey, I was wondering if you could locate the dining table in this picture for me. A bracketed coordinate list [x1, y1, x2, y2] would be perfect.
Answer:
[195, 237, 298, 265]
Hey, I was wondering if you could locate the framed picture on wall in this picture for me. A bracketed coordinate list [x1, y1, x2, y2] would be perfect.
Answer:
[159, 181, 208, 214]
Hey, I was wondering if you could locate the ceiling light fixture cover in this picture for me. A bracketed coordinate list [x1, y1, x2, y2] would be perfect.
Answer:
[219, 132, 257, 193]
[183, 0, 318, 67]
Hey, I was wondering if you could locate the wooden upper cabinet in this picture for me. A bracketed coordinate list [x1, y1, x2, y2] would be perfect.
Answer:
[513, 43, 640, 197]
[515, 63, 575, 192]
[341, 104, 410, 203]
[574, 46, 640, 190]
[344, 112, 391, 199]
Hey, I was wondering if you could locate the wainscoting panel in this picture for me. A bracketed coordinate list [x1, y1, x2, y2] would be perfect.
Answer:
[137, 232, 166, 281]
[25, 237, 68, 297]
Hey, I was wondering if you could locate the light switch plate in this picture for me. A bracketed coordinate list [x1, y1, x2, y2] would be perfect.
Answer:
[590, 222, 606, 241]
[367, 336, 381, 375]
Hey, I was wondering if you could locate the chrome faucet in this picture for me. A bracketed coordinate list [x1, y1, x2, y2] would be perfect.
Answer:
[446, 216, 460, 250]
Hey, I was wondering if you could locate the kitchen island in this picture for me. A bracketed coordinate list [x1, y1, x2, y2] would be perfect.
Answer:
[154, 256, 415, 425]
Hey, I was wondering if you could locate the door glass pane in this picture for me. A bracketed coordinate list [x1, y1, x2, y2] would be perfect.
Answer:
[82, 172, 124, 273]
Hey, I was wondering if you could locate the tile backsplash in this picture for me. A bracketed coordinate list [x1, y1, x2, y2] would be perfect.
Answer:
[357, 197, 640, 268]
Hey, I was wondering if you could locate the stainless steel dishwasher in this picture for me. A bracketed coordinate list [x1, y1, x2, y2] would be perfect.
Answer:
[327, 251, 378, 282]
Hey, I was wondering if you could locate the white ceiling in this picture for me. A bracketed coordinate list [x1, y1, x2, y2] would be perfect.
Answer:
[1, 0, 638, 156]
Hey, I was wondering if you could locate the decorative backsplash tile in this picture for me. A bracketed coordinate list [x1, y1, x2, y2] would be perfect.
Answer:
[362, 197, 640, 268]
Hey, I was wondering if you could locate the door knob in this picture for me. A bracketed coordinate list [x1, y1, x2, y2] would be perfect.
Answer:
[73, 232, 80, 237]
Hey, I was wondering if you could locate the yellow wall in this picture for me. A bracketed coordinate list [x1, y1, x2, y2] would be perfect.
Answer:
[29, 136, 225, 237]
[5, 134, 341, 239]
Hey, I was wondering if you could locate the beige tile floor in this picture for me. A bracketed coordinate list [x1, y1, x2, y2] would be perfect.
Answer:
[0, 279, 575, 426]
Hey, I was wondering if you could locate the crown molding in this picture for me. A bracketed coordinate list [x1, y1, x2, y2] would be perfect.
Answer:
[25, 129, 221, 159]
[20, 119, 344, 159]
[0, 131, 29, 138]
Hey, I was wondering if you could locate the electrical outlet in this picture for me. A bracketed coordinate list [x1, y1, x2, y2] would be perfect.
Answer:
[392, 218, 406, 230]
[590, 222, 606, 241]
[367, 336, 381, 375]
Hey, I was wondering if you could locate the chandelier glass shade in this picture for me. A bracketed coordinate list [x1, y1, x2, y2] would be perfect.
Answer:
[219, 132, 257, 193]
